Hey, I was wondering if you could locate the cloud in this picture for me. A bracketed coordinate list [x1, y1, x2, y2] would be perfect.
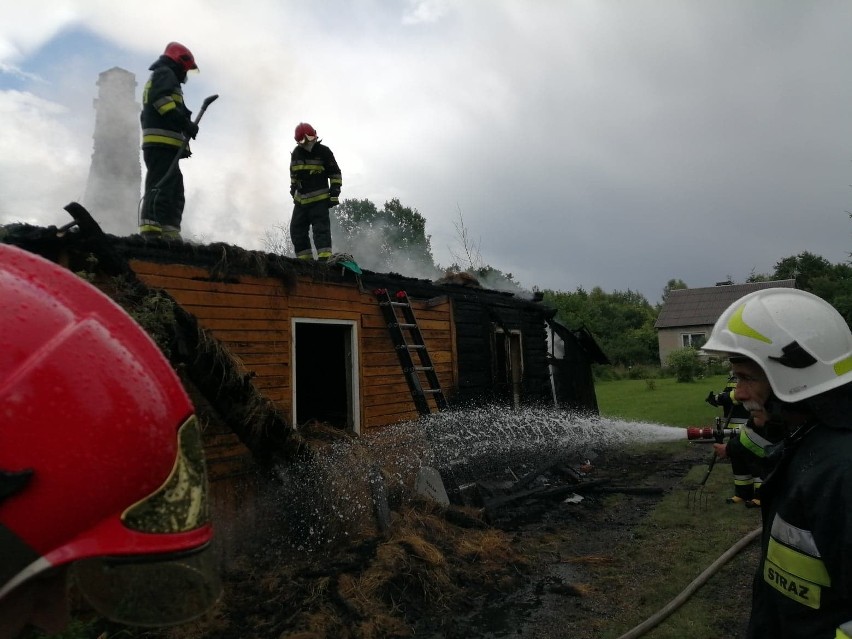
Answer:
[1, 1, 851, 303]
[0, 90, 87, 225]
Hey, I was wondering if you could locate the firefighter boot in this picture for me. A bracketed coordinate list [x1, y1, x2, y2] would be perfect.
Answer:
[138, 222, 162, 238]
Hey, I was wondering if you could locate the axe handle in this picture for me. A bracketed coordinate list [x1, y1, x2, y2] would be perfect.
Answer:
[153, 94, 219, 191]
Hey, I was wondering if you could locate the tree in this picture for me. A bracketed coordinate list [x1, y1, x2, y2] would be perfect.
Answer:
[542, 287, 658, 366]
[331, 197, 438, 278]
[745, 269, 773, 283]
[444, 207, 525, 293]
[773, 251, 833, 289]
[332, 198, 380, 250]
[448, 206, 485, 272]
[381, 198, 436, 275]
[771, 252, 852, 325]
[261, 223, 294, 256]
[661, 278, 688, 304]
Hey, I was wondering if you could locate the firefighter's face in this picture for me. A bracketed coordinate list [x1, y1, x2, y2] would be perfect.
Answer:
[731, 360, 771, 426]
[298, 136, 316, 152]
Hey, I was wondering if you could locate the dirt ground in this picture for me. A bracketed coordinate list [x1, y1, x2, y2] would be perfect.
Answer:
[133, 439, 757, 639]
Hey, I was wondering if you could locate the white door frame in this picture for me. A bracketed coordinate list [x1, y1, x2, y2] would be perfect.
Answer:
[291, 317, 361, 434]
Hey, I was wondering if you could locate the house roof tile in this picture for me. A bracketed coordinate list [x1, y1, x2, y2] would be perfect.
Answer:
[654, 280, 796, 328]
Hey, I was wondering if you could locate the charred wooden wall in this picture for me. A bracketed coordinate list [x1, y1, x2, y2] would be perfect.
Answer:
[452, 294, 552, 406]
[360, 275, 555, 409]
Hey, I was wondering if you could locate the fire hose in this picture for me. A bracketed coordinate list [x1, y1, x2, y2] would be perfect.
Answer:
[614, 526, 761, 639]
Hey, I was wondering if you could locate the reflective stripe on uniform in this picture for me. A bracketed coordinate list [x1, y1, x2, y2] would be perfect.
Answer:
[764, 514, 830, 609]
[291, 158, 325, 171]
[142, 127, 185, 147]
[739, 425, 773, 458]
[837, 620, 852, 638]
[294, 188, 331, 205]
[152, 93, 184, 115]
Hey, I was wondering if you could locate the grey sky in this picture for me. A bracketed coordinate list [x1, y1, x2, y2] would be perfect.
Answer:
[1, 1, 850, 303]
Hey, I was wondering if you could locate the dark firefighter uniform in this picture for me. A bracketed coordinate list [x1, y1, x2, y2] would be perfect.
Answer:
[709, 378, 773, 504]
[748, 416, 852, 638]
[289, 142, 342, 260]
[140, 56, 196, 238]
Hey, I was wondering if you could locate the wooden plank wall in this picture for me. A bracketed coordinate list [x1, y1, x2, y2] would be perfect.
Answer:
[129, 260, 456, 437]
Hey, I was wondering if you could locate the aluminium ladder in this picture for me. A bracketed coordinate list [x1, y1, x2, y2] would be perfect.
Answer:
[374, 288, 448, 415]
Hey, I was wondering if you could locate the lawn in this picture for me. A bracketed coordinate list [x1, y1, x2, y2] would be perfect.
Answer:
[594, 374, 729, 428]
[591, 374, 761, 639]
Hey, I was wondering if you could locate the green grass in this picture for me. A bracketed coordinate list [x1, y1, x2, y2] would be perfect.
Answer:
[598, 441, 761, 639]
[594, 374, 729, 427]
[589, 378, 760, 639]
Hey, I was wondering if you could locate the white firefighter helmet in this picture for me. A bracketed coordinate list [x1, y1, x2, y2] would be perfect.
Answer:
[702, 288, 852, 402]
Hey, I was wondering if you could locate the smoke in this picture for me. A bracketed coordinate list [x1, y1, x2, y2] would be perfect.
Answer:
[0, 90, 87, 226]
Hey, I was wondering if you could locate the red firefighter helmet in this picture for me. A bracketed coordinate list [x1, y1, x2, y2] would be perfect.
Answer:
[0, 244, 219, 625]
[163, 41, 198, 72]
[294, 122, 317, 144]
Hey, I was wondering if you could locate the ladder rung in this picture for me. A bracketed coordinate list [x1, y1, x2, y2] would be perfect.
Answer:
[413, 366, 433, 372]
[390, 301, 410, 308]
[407, 345, 426, 350]
[398, 323, 416, 329]
[423, 389, 443, 394]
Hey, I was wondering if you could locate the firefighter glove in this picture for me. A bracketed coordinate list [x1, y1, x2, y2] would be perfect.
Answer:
[186, 121, 199, 139]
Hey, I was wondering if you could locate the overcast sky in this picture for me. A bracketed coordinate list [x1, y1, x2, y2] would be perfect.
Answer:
[2, 1, 851, 303]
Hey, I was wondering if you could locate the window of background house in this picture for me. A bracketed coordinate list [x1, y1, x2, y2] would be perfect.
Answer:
[681, 332, 706, 348]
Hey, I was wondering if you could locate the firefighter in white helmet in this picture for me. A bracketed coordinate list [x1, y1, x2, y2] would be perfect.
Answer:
[702, 287, 852, 639]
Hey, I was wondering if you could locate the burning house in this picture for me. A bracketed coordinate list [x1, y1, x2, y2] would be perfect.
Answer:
[1, 206, 607, 554]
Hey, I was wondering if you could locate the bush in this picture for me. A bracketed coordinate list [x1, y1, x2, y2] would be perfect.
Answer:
[666, 347, 701, 383]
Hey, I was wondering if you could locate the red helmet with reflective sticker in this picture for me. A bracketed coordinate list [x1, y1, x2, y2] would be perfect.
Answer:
[163, 41, 198, 72]
[294, 122, 317, 143]
[0, 244, 219, 626]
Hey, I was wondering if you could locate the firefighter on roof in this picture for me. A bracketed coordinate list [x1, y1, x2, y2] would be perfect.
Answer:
[139, 42, 200, 240]
[289, 122, 342, 261]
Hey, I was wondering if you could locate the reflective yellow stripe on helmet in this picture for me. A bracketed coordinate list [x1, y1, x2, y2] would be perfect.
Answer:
[834, 356, 852, 377]
[728, 304, 772, 344]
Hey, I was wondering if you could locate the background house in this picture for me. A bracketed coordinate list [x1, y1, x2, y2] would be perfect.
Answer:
[654, 279, 796, 365]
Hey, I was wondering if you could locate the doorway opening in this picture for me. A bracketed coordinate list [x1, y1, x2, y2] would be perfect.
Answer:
[493, 327, 523, 407]
[292, 319, 360, 433]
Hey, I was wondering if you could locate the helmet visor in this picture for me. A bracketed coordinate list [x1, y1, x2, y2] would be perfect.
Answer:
[73, 544, 221, 626]
[123, 416, 209, 534]
[72, 416, 221, 625]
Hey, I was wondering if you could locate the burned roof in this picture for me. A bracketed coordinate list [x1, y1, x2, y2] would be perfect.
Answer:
[0, 203, 549, 314]
[654, 280, 797, 329]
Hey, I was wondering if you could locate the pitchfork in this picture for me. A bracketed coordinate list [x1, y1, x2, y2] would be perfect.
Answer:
[686, 413, 734, 510]
[686, 450, 718, 510]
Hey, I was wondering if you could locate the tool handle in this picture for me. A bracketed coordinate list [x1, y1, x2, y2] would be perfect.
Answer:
[153, 94, 219, 191]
